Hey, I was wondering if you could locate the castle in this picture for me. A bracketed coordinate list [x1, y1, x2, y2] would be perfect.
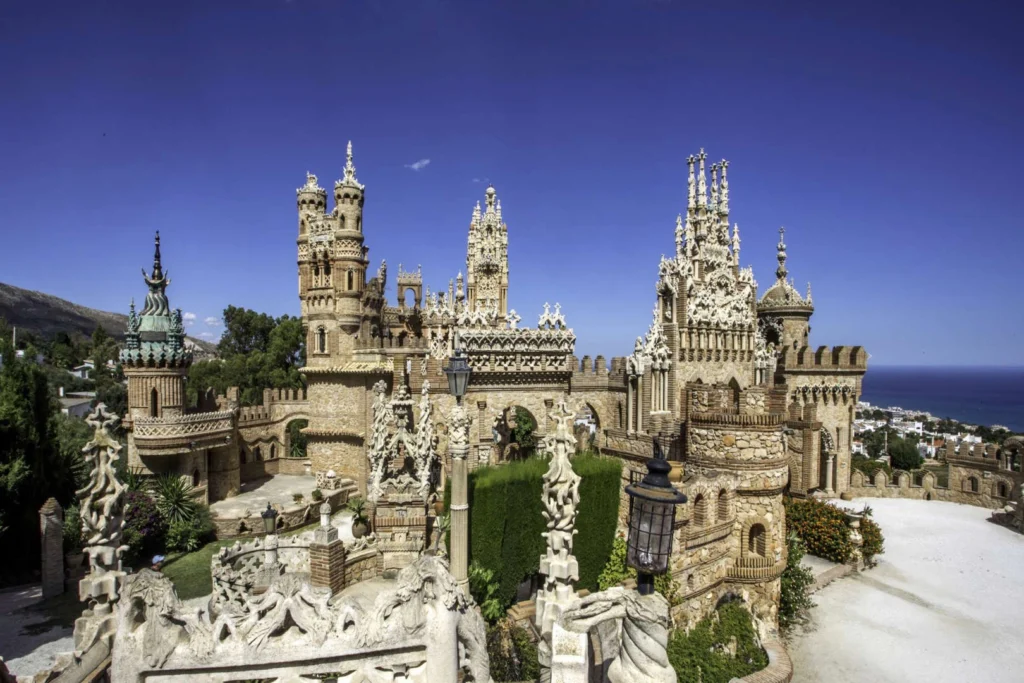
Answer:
[120, 145, 869, 630]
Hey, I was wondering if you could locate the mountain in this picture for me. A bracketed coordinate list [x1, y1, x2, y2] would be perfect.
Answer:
[0, 282, 218, 356]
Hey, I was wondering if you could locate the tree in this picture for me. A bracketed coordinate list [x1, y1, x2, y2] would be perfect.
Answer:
[218, 306, 277, 357]
[889, 438, 923, 471]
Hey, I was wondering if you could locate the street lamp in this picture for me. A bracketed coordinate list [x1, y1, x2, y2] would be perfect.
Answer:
[624, 442, 687, 595]
[261, 502, 279, 535]
[444, 348, 472, 403]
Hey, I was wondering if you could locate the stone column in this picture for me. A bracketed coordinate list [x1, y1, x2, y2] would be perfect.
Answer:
[626, 380, 634, 434]
[450, 400, 471, 595]
[636, 375, 643, 433]
[825, 454, 835, 496]
[40, 498, 64, 598]
[310, 502, 347, 595]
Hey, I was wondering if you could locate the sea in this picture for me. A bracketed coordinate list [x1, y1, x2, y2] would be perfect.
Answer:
[861, 366, 1024, 432]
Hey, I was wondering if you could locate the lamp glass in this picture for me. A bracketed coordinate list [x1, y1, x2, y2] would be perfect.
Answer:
[261, 503, 278, 534]
[444, 350, 471, 399]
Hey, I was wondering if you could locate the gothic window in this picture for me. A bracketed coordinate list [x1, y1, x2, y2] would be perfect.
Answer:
[340, 214, 346, 229]
[316, 327, 326, 354]
[356, 216, 361, 232]
[192, 468, 201, 488]
[748, 524, 767, 557]
[347, 271, 354, 290]
[149, 387, 159, 418]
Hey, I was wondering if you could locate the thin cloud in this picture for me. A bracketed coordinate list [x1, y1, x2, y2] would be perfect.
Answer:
[182, 312, 197, 326]
[204, 316, 222, 327]
[404, 159, 431, 171]
[472, 178, 482, 183]
[196, 332, 218, 341]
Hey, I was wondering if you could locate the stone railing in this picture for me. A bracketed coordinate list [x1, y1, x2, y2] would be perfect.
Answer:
[689, 412, 783, 427]
[132, 410, 234, 455]
[684, 517, 735, 549]
[726, 557, 786, 582]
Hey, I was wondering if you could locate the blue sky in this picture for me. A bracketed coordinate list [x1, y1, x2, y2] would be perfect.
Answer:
[1, 0, 1021, 365]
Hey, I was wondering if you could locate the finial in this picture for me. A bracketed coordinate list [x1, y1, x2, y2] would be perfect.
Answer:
[719, 160, 729, 214]
[152, 231, 164, 279]
[472, 200, 482, 224]
[495, 198, 502, 221]
[338, 140, 363, 189]
[697, 150, 707, 209]
[806, 282, 813, 303]
[485, 185, 496, 211]
[776, 227, 788, 282]
[710, 163, 719, 212]
[687, 155, 696, 210]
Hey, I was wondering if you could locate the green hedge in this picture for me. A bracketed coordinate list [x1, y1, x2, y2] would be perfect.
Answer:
[447, 452, 622, 610]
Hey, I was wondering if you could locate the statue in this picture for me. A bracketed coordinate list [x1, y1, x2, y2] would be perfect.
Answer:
[560, 586, 676, 683]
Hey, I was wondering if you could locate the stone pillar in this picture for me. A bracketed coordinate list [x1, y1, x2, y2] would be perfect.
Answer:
[550, 621, 590, 683]
[310, 502, 347, 595]
[39, 498, 64, 598]
[825, 454, 835, 495]
[450, 400, 471, 595]
[626, 380, 634, 434]
[636, 375, 643, 433]
[846, 512, 864, 570]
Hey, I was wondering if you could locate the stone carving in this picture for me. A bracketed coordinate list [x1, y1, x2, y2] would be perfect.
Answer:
[112, 554, 489, 682]
[560, 587, 676, 683]
[366, 381, 439, 502]
[538, 302, 568, 331]
[820, 427, 835, 453]
[448, 400, 472, 454]
[75, 403, 128, 655]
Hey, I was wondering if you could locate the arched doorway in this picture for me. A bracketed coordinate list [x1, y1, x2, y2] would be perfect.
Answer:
[492, 406, 539, 461]
[287, 419, 309, 458]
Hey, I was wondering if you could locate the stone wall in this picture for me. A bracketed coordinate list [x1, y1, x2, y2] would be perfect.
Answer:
[344, 546, 382, 585]
[847, 463, 1021, 510]
[211, 488, 352, 539]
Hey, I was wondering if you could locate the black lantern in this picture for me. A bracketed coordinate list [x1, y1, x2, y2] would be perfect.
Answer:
[444, 348, 472, 402]
[261, 502, 278, 535]
[624, 442, 686, 595]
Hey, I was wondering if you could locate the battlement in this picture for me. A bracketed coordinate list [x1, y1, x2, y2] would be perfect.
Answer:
[571, 355, 609, 376]
[777, 345, 867, 372]
[236, 387, 309, 423]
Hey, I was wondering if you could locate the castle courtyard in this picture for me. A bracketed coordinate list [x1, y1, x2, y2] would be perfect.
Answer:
[789, 498, 1024, 683]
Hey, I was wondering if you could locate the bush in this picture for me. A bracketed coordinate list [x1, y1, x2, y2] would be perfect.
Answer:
[462, 453, 621, 611]
[851, 455, 892, 478]
[469, 561, 505, 623]
[667, 601, 768, 683]
[859, 512, 885, 565]
[311, 488, 323, 502]
[165, 504, 216, 553]
[597, 535, 681, 608]
[63, 503, 83, 553]
[487, 620, 540, 682]
[784, 497, 852, 563]
[292, 492, 305, 504]
[151, 474, 198, 525]
[123, 490, 166, 566]
[779, 533, 815, 629]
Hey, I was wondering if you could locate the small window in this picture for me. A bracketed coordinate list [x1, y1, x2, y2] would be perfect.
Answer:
[149, 387, 159, 417]
[717, 489, 729, 520]
[748, 524, 767, 557]
[693, 494, 707, 527]
[347, 271, 354, 290]
[997, 482, 1008, 498]
[317, 327, 327, 354]
[192, 469, 200, 487]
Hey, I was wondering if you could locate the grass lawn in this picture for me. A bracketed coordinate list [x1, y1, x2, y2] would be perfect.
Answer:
[161, 540, 233, 600]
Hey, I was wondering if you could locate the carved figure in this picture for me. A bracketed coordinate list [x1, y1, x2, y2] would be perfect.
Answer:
[560, 587, 676, 683]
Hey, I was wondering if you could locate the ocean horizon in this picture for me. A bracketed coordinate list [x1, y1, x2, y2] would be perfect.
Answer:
[860, 366, 1024, 433]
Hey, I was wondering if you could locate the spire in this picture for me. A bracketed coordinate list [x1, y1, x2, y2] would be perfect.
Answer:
[485, 185, 496, 212]
[719, 160, 729, 214]
[687, 154, 696, 210]
[732, 223, 741, 261]
[776, 227, 788, 282]
[710, 162, 719, 212]
[697, 149, 708, 209]
[337, 140, 364, 190]
[472, 201, 481, 225]
[152, 231, 163, 280]
[495, 198, 502, 222]
[806, 282, 813, 303]
[675, 214, 685, 257]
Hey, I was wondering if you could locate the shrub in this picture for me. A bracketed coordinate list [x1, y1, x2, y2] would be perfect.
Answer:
[779, 533, 815, 629]
[311, 488, 323, 502]
[62, 503, 83, 553]
[783, 497, 852, 563]
[469, 561, 505, 623]
[462, 453, 621, 610]
[165, 504, 216, 553]
[859, 514, 885, 565]
[487, 620, 540, 682]
[851, 455, 892, 478]
[292, 492, 305, 504]
[346, 496, 369, 525]
[151, 474, 198, 525]
[667, 601, 768, 683]
[597, 535, 681, 608]
[123, 490, 166, 566]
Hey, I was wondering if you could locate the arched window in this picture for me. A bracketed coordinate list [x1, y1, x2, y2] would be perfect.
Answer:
[270, 444, 277, 459]
[717, 489, 729, 520]
[340, 214, 346, 229]
[254, 447, 262, 462]
[997, 482, 1008, 498]
[965, 476, 979, 493]
[317, 327, 326, 353]
[347, 271, 354, 290]
[192, 469, 201, 487]
[692, 494, 707, 527]
[748, 524, 767, 557]
[149, 387, 159, 417]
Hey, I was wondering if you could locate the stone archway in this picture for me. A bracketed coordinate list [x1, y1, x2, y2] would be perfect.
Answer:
[493, 405, 539, 462]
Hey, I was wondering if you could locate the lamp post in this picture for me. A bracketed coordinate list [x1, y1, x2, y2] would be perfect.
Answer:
[624, 442, 686, 595]
[444, 347, 472, 594]
[261, 502, 280, 570]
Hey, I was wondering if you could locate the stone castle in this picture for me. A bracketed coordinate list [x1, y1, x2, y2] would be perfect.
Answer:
[120, 145, 871, 630]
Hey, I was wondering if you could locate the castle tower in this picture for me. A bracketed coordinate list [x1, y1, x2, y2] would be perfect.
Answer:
[465, 185, 509, 315]
[120, 232, 193, 423]
[756, 227, 814, 350]
[298, 142, 369, 365]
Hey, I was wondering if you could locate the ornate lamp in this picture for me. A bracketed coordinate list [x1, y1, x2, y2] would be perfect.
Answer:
[624, 442, 687, 594]
[261, 502, 278, 535]
[444, 348, 472, 403]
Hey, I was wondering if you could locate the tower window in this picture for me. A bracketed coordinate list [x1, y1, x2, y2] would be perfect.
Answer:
[347, 271, 354, 290]
[317, 327, 327, 354]
[748, 524, 767, 557]
[150, 387, 159, 417]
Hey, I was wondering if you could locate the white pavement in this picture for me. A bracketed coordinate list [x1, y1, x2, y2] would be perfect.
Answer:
[0, 585, 73, 678]
[210, 474, 317, 518]
[789, 497, 1024, 683]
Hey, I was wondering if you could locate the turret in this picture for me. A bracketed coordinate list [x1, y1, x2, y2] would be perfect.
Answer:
[465, 185, 509, 315]
[296, 172, 327, 235]
[757, 227, 814, 350]
[334, 140, 365, 234]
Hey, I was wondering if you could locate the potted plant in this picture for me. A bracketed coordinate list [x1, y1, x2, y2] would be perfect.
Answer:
[346, 496, 370, 538]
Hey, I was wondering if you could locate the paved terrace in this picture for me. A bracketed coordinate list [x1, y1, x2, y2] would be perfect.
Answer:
[789, 497, 1024, 683]
[211, 474, 318, 518]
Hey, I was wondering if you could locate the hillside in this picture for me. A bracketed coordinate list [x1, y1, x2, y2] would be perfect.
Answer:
[0, 282, 218, 356]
